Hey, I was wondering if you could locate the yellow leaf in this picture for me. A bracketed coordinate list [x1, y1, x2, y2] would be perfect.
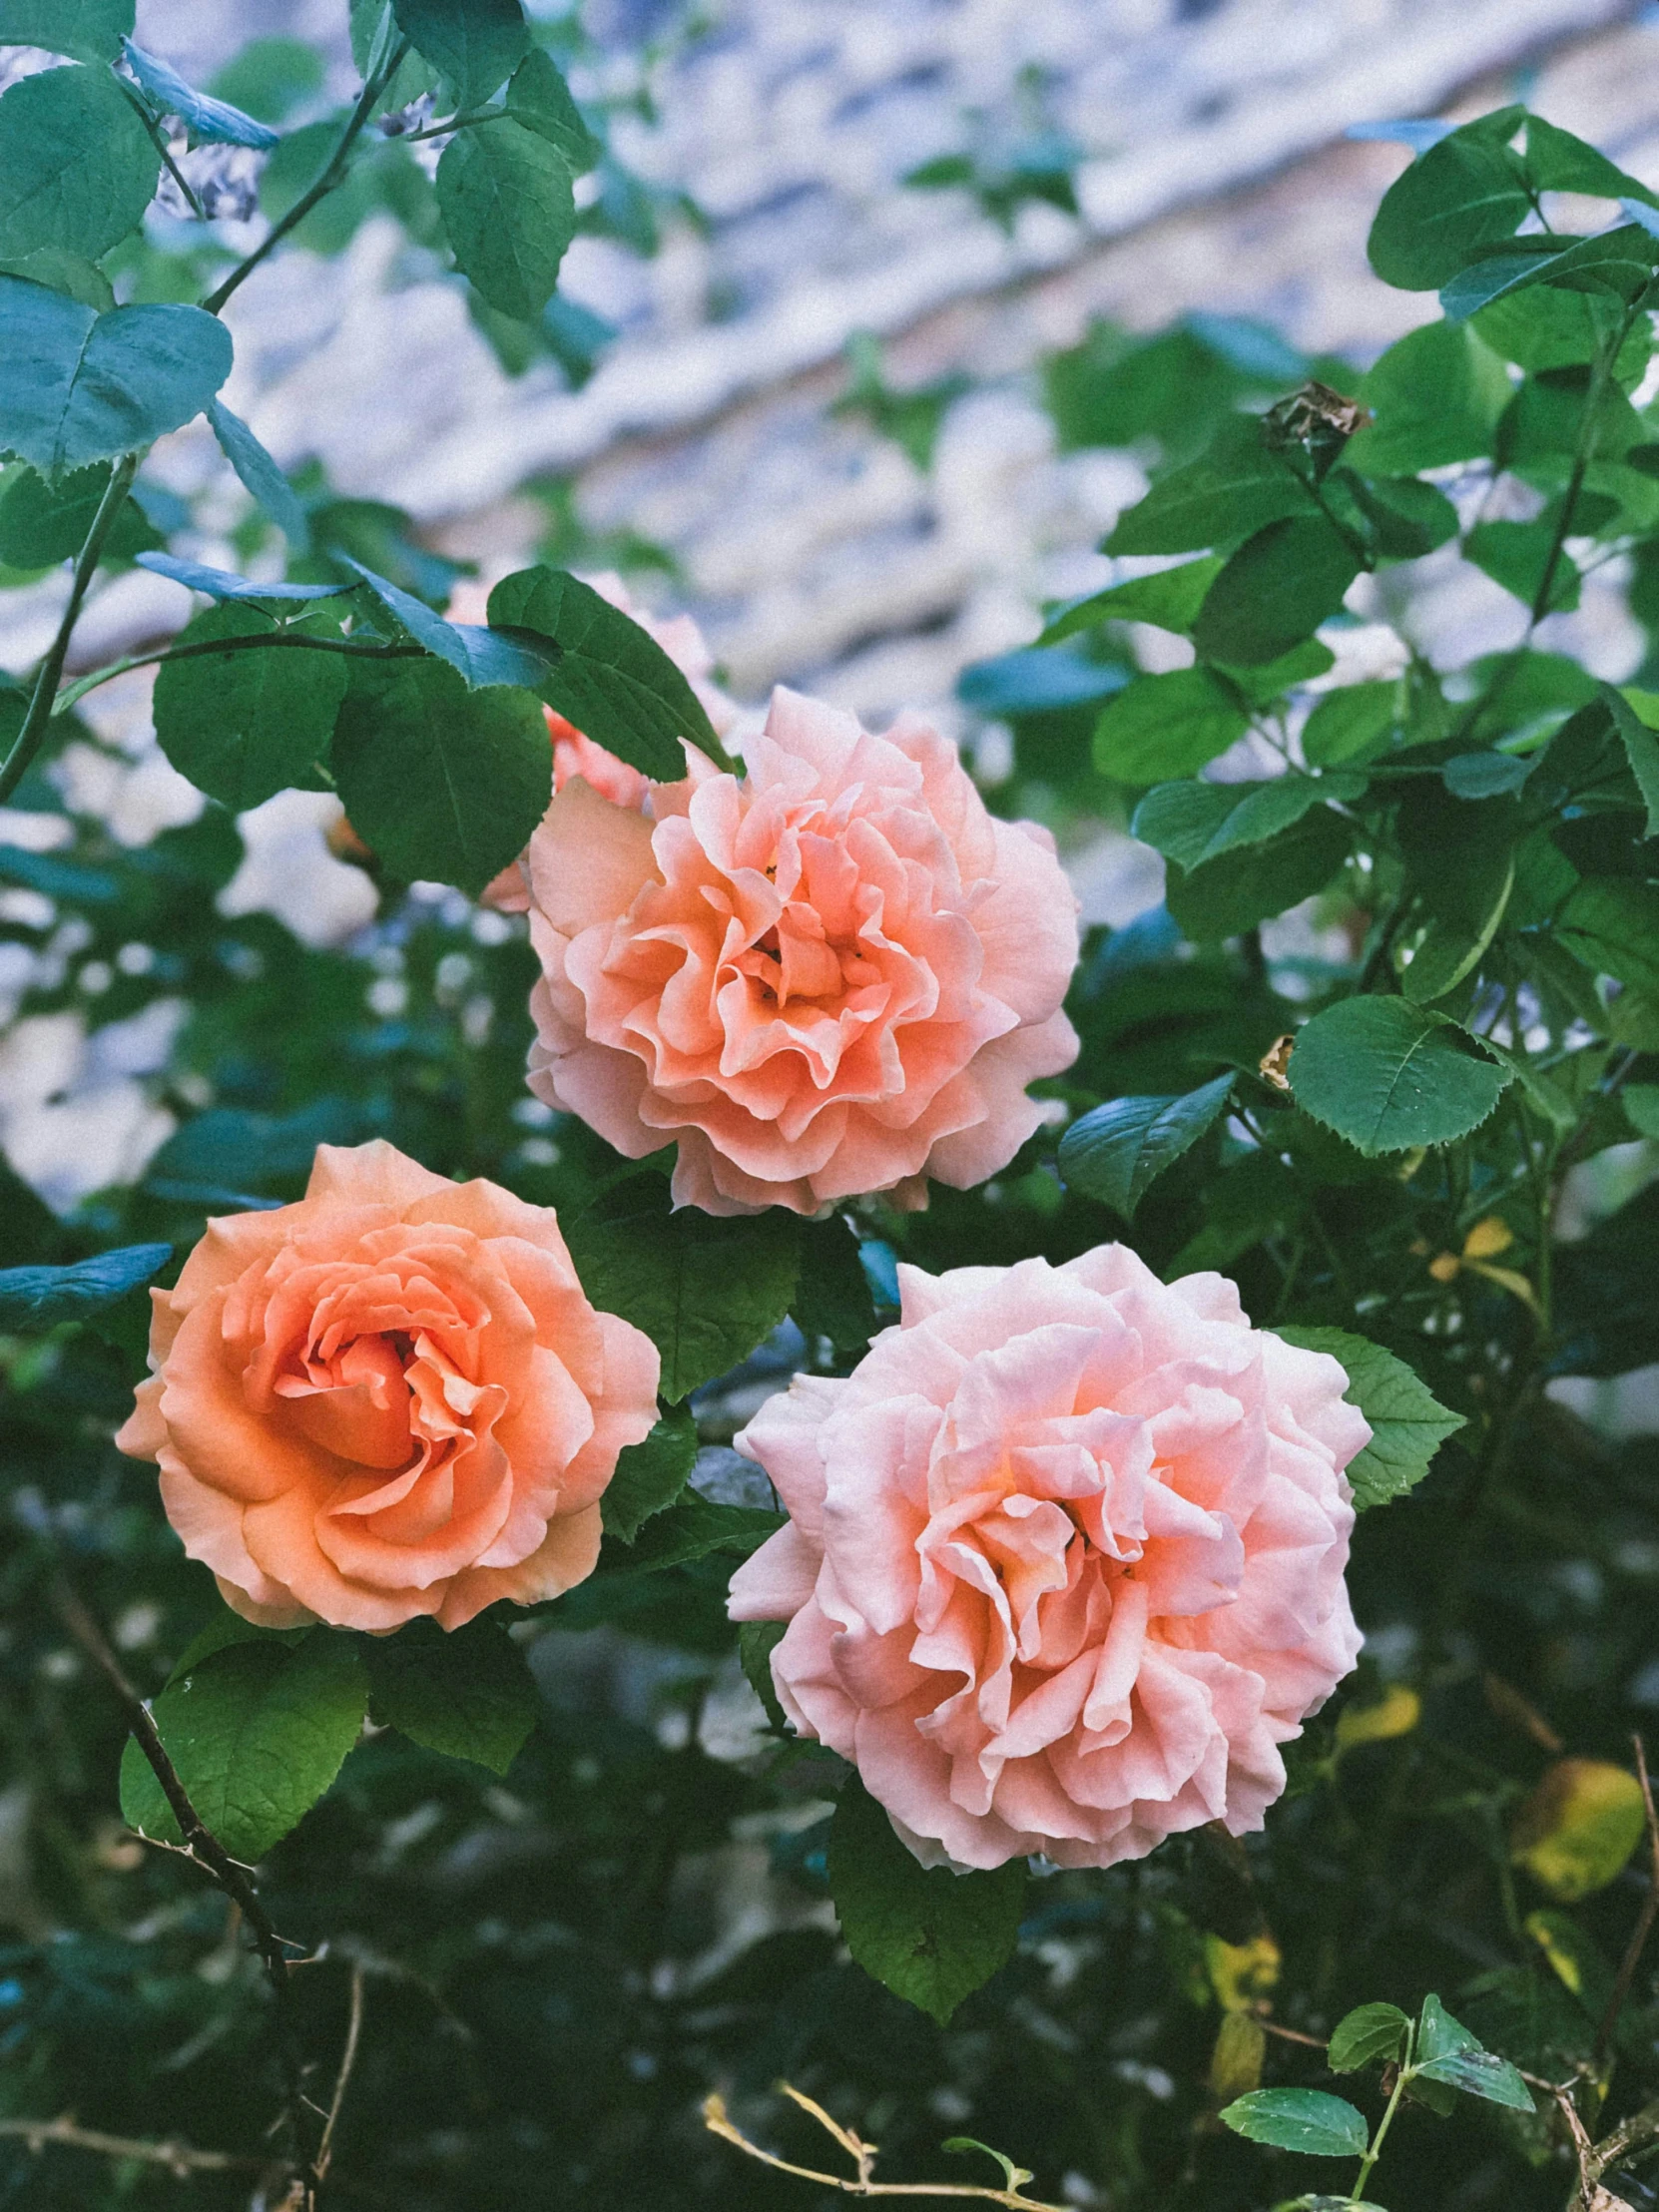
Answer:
[1511, 1760, 1647, 1902]
[1427, 1252, 1461, 1283]
[1336, 1684, 1421, 1750]
[1205, 1931, 1280, 2012]
[1209, 2010, 1267, 2101]
[1461, 1215, 1513, 1260]
[1462, 1259, 1540, 1314]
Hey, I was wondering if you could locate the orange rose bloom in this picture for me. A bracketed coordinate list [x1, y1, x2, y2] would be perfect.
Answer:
[115, 1142, 660, 1631]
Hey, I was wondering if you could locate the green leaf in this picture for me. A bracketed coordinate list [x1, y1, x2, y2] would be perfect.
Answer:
[739, 1619, 789, 1733]
[1441, 752, 1534, 800]
[1466, 515, 1580, 614]
[1452, 226, 1659, 324]
[207, 399, 310, 553]
[1473, 283, 1647, 374]
[1134, 775, 1362, 871]
[1397, 788, 1518, 1003]
[1416, 1992, 1480, 2063]
[1338, 470, 1460, 560]
[152, 604, 349, 813]
[1605, 686, 1659, 837]
[362, 1616, 539, 1776]
[330, 656, 553, 896]
[0, 64, 158, 265]
[1524, 116, 1659, 210]
[594, 1492, 783, 1577]
[208, 37, 326, 126]
[435, 117, 576, 322]
[1624, 1083, 1659, 1139]
[121, 40, 279, 149]
[1105, 414, 1319, 557]
[1272, 1325, 1465, 1509]
[1038, 556, 1224, 643]
[0, 1242, 169, 1330]
[1287, 998, 1511, 1155]
[1301, 682, 1399, 767]
[1219, 2088, 1369, 2159]
[828, 1775, 1026, 2025]
[486, 565, 720, 777]
[0, 247, 114, 309]
[1327, 2000, 1412, 2072]
[137, 550, 348, 603]
[1558, 876, 1659, 997]
[791, 1213, 879, 1360]
[343, 560, 552, 689]
[1345, 321, 1512, 473]
[390, 0, 530, 106]
[1092, 667, 1250, 783]
[0, 278, 233, 478]
[562, 1175, 801, 1401]
[1192, 514, 1363, 667]
[1165, 806, 1352, 941]
[506, 47, 597, 171]
[942, 2140, 1034, 2194]
[0, 459, 158, 567]
[1057, 1074, 1235, 1218]
[119, 1632, 368, 1864]
[1415, 2049, 1534, 2111]
[0, 0, 133, 59]
[601, 1403, 698, 1542]
[1367, 114, 1529, 290]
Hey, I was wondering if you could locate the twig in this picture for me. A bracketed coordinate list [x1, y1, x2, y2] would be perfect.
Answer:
[0, 454, 141, 807]
[49, 1575, 317, 2197]
[1258, 2019, 1329, 2050]
[204, 38, 412, 312]
[703, 2084, 1072, 2208]
[1594, 1735, 1659, 2072]
[0, 2115, 263, 2175]
[314, 1965, 365, 2182]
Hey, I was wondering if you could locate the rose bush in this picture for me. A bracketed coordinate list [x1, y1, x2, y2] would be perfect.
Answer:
[116, 1141, 660, 1631]
[523, 687, 1081, 1214]
[730, 1247, 1366, 1869]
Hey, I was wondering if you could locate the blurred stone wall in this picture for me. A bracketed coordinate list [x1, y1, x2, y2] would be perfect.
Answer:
[117, 0, 1655, 729]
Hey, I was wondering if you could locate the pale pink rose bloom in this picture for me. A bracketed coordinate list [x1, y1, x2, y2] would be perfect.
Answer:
[729, 1248, 1367, 1870]
[448, 571, 739, 911]
[521, 687, 1081, 1215]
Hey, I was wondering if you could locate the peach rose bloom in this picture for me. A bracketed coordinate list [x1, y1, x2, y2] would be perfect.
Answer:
[446, 571, 740, 911]
[729, 1248, 1366, 1870]
[115, 1142, 660, 1632]
[523, 688, 1081, 1215]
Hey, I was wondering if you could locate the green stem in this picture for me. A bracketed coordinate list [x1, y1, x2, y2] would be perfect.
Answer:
[53, 632, 427, 717]
[394, 106, 516, 146]
[0, 453, 142, 808]
[202, 37, 412, 313]
[118, 84, 207, 221]
[1350, 2047, 1412, 2204]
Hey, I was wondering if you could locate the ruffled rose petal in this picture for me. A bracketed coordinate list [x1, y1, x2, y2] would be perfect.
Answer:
[728, 1245, 1365, 1872]
[524, 686, 1080, 1215]
[118, 1143, 660, 1634]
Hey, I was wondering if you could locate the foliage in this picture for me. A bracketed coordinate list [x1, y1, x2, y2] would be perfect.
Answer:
[0, 38, 1657, 2212]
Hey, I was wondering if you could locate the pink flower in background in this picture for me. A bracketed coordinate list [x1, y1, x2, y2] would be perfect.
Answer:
[728, 1248, 1366, 1870]
[116, 1142, 660, 1632]
[446, 571, 740, 911]
[522, 687, 1080, 1215]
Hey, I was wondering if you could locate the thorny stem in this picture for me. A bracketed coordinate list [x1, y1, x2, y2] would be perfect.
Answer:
[0, 453, 142, 807]
[203, 37, 413, 313]
[49, 1575, 319, 2201]
[54, 632, 428, 716]
[704, 2085, 1070, 2208]
[1593, 1734, 1659, 2073]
